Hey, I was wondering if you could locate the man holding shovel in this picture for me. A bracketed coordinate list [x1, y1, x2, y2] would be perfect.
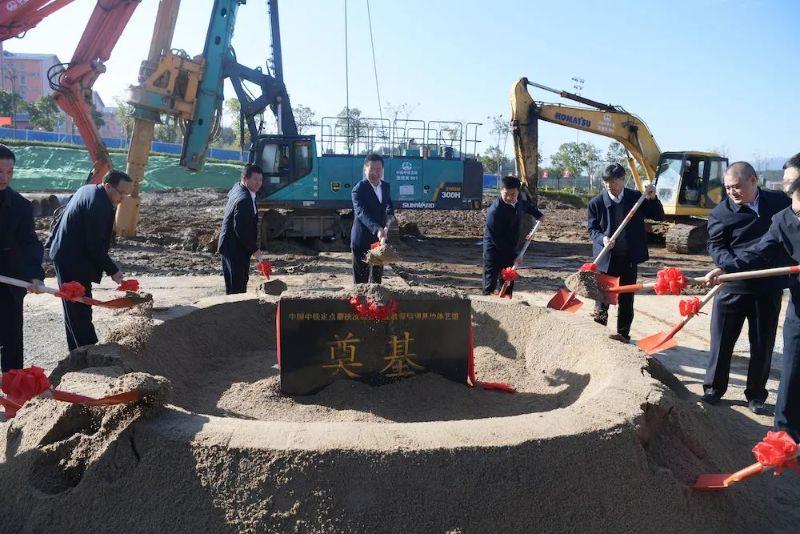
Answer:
[482, 175, 543, 297]
[0, 144, 44, 372]
[351, 154, 394, 284]
[588, 163, 663, 342]
[702, 162, 790, 413]
[706, 153, 800, 440]
[49, 170, 132, 351]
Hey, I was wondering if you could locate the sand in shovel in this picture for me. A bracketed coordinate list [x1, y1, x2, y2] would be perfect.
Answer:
[365, 243, 400, 266]
[564, 270, 614, 304]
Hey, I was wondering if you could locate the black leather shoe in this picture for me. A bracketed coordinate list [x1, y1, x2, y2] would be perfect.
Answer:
[748, 399, 767, 415]
[701, 392, 721, 406]
[609, 333, 630, 343]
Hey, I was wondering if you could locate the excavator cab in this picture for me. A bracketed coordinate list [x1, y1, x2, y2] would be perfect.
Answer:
[654, 151, 728, 215]
[253, 135, 316, 198]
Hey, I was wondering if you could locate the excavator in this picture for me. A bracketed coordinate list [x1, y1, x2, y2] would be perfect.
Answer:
[119, 0, 484, 240]
[0, 0, 142, 185]
[510, 77, 728, 253]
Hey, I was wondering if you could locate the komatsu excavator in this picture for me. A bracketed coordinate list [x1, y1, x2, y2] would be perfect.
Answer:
[510, 77, 728, 253]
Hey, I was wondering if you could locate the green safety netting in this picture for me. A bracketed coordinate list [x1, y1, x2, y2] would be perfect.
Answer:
[9, 146, 242, 192]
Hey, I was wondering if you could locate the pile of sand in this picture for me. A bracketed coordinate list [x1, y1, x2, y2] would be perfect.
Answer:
[2, 290, 799, 531]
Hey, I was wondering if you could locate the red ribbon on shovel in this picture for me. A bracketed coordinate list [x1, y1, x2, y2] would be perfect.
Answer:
[1, 366, 142, 419]
[257, 259, 273, 280]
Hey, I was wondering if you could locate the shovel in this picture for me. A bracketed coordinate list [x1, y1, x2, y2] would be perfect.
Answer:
[692, 462, 769, 490]
[548, 193, 647, 312]
[568, 264, 800, 304]
[0, 274, 151, 309]
[637, 284, 722, 354]
[498, 219, 541, 298]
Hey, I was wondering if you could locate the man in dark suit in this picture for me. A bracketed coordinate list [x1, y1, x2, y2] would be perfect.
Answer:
[0, 144, 45, 372]
[49, 170, 132, 351]
[218, 164, 263, 294]
[482, 175, 543, 296]
[702, 161, 791, 413]
[704, 153, 800, 440]
[588, 163, 664, 342]
[350, 153, 394, 284]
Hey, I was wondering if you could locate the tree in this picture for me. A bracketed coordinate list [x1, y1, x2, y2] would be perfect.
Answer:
[0, 89, 22, 119]
[224, 97, 245, 148]
[153, 116, 183, 143]
[606, 141, 628, 168]
[27, 95, 60, 131]
[550, 142, 583, 179]
[294, 104, 316, 135]
[113, 97, 135, 139]
[335, 107, 367, 154]
[481, 145, 513, 175]
[580, 141, 601, 191]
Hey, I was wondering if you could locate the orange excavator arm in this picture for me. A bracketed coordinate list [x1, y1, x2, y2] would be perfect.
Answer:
[0, 0, 76, 41]
[47, 0, 141, 183]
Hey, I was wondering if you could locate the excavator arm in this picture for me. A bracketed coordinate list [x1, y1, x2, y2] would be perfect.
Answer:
[48, 0, 141, 184]
[0, 0, 75, 41]
[510, 77, 662, 194]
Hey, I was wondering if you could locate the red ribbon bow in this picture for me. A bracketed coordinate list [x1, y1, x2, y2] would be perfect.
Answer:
[579, 263, 597, 272]
[2, 366, 51, 409]
[349, 296, 398, 320]
[679, 297, 702, 317]
[116, 279, 140, 292]
[370, 242, 382, 250]
[257, 259, 272, 280]
[501, 267, 519, 282]
[752, 431, 800, 474]
[654, 267, 687, 296]
[55, 281, 85, 302]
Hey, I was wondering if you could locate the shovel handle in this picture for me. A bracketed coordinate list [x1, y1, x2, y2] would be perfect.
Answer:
[513, 218, 542, 268]
[705, 264, 800, 283]
[0, 274, 59, 296]
[593, 194, 647, 268]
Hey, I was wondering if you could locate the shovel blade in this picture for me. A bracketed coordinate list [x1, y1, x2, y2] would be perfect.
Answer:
[637, 331, 677, 354]
[90, 293, 152, 309]
[595, 273, 620, 291]
[692, 473, 732, 490]
[547, 288, 583, 312]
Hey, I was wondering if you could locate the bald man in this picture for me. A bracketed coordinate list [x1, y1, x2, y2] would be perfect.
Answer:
[702, 161, 791, 413]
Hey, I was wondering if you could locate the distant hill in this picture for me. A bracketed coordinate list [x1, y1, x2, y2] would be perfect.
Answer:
[766, 157, 788, 170]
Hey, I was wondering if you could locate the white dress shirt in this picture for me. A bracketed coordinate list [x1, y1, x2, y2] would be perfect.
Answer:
[371, 180, 383, 204]
[249, 190, 257, 214]
[607, 190, 624, 204]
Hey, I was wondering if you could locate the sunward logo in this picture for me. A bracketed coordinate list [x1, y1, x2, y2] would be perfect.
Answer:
[401, 161, 413, 171]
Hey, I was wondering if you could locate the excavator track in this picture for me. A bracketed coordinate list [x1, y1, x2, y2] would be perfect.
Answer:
[665, 221, 708, 254]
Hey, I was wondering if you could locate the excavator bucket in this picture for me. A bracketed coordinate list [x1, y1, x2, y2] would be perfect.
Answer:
[547, 289, 582, 313]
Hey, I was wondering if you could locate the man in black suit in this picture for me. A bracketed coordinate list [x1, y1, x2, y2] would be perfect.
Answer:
[482, 175, 543, 296]
[218, 164, 263, 294]
[49, 170, 132, 351]
[0, 144, 45, 372]
[588, 163, 664, 342]
[702, 161, 791, 413]
[350, 153, 394, 284]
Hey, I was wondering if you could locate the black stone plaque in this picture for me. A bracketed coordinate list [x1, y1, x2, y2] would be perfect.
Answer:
[278, 296, 471, 395]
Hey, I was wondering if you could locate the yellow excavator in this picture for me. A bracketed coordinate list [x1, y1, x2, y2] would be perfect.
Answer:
[510, 77, 728, 253]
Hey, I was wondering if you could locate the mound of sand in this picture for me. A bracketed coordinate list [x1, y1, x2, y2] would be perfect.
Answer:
[2, 291, 799, 532]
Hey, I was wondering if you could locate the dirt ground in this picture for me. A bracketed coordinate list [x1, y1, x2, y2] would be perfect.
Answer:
[8, 189, 797, 531]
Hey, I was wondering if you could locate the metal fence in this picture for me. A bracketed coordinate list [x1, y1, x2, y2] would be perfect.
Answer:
[0, 127, 246, 162]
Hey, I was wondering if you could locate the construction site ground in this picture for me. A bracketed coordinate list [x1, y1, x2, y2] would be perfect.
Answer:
[23, 189, 786, 426]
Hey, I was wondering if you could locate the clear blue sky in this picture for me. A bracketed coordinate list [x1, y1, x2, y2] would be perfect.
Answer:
[4, 0, 798, 166]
